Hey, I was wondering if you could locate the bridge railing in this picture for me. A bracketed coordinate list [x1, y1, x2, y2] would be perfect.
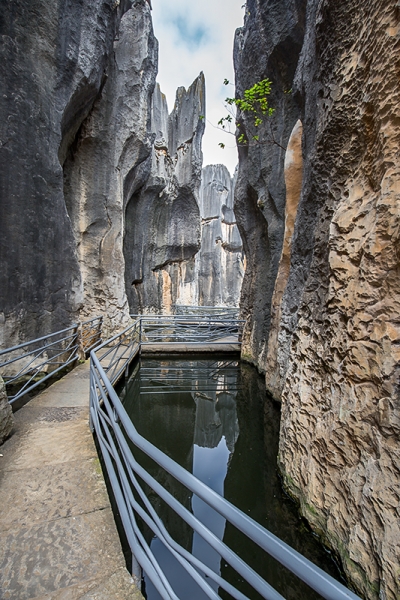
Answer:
[93, 319, 141, 387]
[0, 312, 240, 406]
[0, 316, 103, 405]
[174, 305, 239, 319]
[90, 335, 361, 600]
[139, 315, 244, 346]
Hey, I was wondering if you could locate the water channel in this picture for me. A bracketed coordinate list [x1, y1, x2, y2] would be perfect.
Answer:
[118, 355, 346, 600]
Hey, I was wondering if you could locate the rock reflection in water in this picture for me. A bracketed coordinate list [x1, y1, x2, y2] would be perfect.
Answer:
[120, 357, 344, 600]
[121, 356, 240, 600]
[192, 382, 239, 595]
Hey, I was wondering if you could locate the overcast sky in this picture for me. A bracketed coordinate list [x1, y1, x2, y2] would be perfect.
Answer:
[151, 0, 245, 176]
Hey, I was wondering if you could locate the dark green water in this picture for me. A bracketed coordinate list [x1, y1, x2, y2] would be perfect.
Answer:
[119, 355, 346, 600]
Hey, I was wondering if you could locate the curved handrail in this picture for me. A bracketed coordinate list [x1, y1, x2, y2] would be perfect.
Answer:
[90, 338, 361, 600]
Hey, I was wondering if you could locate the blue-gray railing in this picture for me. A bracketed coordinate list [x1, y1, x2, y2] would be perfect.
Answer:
[0, 316, 103, 405]
[90, 320, 361, 600]
[174, 305, 239, 319]
[138, 314, 243, 346]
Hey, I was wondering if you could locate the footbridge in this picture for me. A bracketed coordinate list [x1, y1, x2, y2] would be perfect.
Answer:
[0, 311, 361, 600]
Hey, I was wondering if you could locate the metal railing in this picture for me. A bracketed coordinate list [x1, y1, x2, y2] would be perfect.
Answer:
[139, 315, 243, 346]
[0, 312, 239, 406]
[93, 319, 141, 387]
[174, 305, 239, 319]
[90, 333, 361, 600]
[0, 317, 103, 405]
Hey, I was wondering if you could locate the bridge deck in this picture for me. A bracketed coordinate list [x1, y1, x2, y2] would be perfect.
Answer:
[0, 361, 143, 600]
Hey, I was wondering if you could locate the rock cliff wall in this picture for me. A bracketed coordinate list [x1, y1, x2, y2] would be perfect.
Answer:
[63, 1, 157, 336]
[0, 0, 239, 348]
[233, 0, 306, 366]
[124, 83, 244, 313]
[234, 0, 400, 597]
[0, 0, 157, 345]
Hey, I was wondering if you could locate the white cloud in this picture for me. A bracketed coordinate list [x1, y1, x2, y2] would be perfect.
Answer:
[151, 0, 245, 176]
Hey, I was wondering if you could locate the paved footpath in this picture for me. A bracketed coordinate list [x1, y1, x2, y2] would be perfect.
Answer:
[0, 361, 144, 600]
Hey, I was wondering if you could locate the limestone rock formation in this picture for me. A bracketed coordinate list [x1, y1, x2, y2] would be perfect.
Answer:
[0, 0, 157, 346]
[234, 0, 400, 597]
[233, 0, 306, 366]
[265, 120, 303, 400]
[278, 2, 400, 597]
[64, 0, 157, 336]
[0, 0, 241, 352]
[196, 165, 244, 307]
[0, 376, 13, 445]
[124, 76, 206, 313]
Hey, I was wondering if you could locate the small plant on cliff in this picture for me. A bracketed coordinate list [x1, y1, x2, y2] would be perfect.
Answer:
[217, 79, 287, 150]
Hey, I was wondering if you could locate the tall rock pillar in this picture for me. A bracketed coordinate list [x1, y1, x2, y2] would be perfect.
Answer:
[124, 75, 206, 313]
[197, 165, 244, 307]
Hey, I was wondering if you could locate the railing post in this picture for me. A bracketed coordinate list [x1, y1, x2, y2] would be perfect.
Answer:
[71, 324, 81, 365]
[98, 316, 104, 348]
[89, 365, 94, 433]
[77, 321, 86, 361]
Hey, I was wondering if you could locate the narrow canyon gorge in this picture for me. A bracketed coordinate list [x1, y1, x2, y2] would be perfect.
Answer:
[0, 0, 399, 598]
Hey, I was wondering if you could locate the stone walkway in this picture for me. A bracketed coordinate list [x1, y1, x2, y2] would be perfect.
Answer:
[0, 361, 144, 600]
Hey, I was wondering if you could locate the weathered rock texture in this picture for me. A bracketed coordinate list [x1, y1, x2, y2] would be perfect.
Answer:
[265, 120, 303, 400]
[63, 0, 157, 336]
[0, 1, 242, 351]
[235, 0, 400, 597]
[0, 376, 13, 445]
[0, 0, 157, 346]
[196, 165, 244, 307]
[124, 76, 205, 314]
[233, 0, 306, 366]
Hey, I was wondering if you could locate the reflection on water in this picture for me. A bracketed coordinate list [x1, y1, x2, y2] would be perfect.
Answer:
[120, 356, 346, 600]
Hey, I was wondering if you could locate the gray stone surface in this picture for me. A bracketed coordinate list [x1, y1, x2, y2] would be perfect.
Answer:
[0, 375, 13, 444]
[0, 0, 157, 347]
[0, 362, 143, 600]
[0, 0, 241, 355]
[63, 0, 157, 338]
[277, 1, 400, 598]
[196, 165, 244, 307]
[233, 0, 306, 369]
[125, 76, 205, 313]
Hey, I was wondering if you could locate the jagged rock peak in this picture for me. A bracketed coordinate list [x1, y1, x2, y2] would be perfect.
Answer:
[152, 73, 206, 159]
[0, 0, 158, 345]
[124, 74, 206, 314]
